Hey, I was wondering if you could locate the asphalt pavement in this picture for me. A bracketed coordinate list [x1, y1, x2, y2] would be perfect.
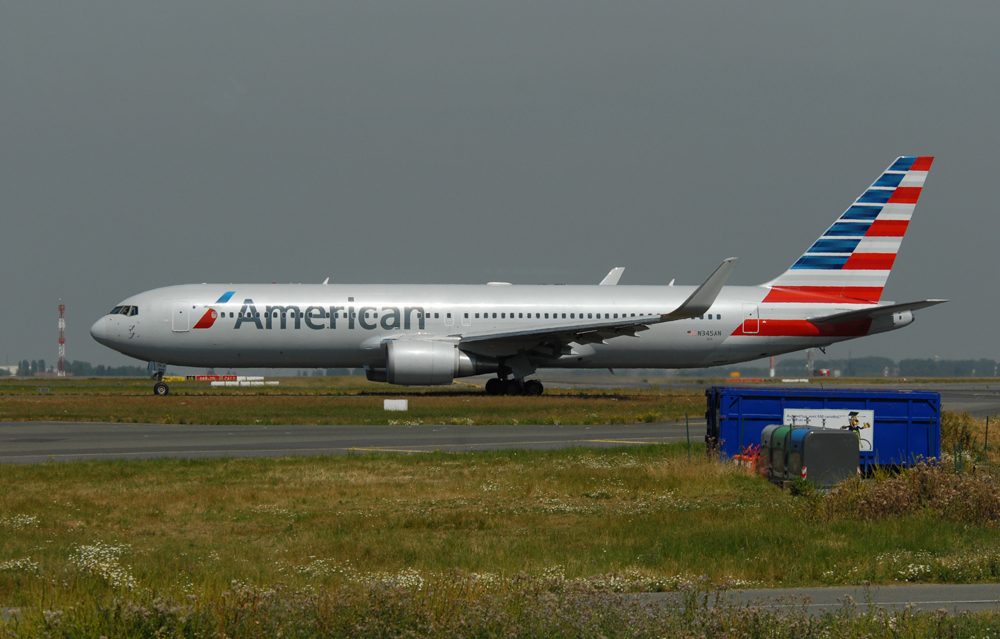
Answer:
[0, 420, 701, 463]
[647, 583, 1000, 616]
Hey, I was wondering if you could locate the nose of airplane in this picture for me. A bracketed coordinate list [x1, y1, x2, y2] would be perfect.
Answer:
[90, 317, 107, 344]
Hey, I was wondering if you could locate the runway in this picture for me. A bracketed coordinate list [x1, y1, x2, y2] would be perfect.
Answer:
[2, 382, 997, 463]
[0, 420, 702, 464]
[648, 583, 1000, 616]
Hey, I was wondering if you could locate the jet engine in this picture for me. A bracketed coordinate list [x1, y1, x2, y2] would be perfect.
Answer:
[372, 341, 498, 385]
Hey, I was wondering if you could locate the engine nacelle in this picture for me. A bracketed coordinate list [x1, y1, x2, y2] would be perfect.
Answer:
[385, 341, 497, 385]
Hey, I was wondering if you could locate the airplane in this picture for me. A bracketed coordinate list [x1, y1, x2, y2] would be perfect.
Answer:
[92, 156, 945, 397]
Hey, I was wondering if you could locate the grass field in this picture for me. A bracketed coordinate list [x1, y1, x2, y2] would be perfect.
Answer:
[0, 377, 705, 425]
[2, 420, 1000, 635]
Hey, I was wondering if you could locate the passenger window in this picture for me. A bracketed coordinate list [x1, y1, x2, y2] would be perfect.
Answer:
[434, 313, 439, 319]
[446, 313, 451, 319]
[544, 313, 549, 319]
[708, 314, 713, 319]
[535, 313, 540, 318]
[562, 313, 566, 319]
[475, 313, 480, 319]
[501, 313, 505, 319]
[613, 313, 618, 318]
[464, 312, 469, 319]
[492, 312, 496, 318]
[605, 313, 609, 319]
[519, 313, 523, 318]
[717, 315, 722, 320]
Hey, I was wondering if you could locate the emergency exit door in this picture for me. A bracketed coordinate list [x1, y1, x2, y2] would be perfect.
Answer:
[742, 304, 759, 334]
[172, 302, 191, 332]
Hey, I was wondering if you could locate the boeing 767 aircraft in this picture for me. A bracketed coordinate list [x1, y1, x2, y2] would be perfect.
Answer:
[92, 156, 945, 396]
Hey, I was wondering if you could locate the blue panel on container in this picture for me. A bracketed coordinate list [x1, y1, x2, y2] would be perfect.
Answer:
[705, 386, 940, 469]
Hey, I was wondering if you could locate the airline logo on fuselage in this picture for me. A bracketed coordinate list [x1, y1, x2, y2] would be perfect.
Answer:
[216, 299, 427, 331]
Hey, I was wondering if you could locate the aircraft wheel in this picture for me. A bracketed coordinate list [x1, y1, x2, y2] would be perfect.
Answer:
[524, 380, 544, 396]
[153, 382, 169, 396]
[504, 380, 522, 396]
[485, 378, 503, 395]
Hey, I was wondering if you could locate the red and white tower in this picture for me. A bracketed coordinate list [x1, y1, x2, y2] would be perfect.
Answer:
[57, 302, 66, 377]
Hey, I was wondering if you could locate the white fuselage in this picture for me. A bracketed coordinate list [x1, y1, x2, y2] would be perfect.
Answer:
[91, 283, 911, 372]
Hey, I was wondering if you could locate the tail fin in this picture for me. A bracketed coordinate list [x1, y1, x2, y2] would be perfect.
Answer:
[764, 156, 934, 304]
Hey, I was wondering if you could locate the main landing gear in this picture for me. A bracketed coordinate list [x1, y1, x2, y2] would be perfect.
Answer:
[485, 377, 544, 396]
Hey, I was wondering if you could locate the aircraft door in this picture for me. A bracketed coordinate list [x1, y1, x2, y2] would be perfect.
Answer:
[742, 304, 759, 334]
[444, 311, 454, 327]
[461, 311, 471, 327]
[172, 302, 191, 332]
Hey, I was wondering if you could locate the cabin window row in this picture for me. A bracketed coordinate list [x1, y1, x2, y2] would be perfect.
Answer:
[222, 310, 722, 321]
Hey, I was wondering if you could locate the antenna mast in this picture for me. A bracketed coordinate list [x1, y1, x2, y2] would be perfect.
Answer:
[57, 302, 66, 377]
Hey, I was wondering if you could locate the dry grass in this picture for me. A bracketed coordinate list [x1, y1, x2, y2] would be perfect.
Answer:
[824, 462, 1000, 524]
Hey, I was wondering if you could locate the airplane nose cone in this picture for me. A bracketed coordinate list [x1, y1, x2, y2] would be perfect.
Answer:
[90, 318, 107, 344]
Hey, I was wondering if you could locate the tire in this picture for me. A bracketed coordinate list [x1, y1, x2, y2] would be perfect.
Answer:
[485, 379, 503, 395]
[525, 380, 544, 396]
[153, 382, 169, 396]
[503, 380, 522, 396]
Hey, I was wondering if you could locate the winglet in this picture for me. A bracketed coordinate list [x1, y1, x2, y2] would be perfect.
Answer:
[322, 277, 329, 285]
[600, 267, 625, 286]
[662, 258, 739, 320]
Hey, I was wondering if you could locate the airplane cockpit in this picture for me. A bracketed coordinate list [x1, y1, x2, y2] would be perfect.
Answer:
[108, 305, 139, 316]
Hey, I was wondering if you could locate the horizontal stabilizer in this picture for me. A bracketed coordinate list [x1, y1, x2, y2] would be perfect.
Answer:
[600, 267, 625, 286]
[809, 299, 947, 325]
[662, 258, 739, 319]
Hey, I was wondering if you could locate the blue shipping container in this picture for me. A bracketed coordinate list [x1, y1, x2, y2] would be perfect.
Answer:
[705, 386, 941, 470]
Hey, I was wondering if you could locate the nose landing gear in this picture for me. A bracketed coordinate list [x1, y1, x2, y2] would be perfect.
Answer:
[149, 362, 169, 396]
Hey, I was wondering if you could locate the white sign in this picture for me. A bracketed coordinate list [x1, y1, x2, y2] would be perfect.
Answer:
[384, 399, 408, 411]
[782, 408, 873, 451]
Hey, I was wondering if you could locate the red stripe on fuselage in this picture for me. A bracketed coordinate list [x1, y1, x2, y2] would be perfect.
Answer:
[909, 156, 934, 171]
[731, 318, 872, 337]
[887, 187, 921, 204]
[866, 220, 909, 237]
[762, 286, 882, 304]
[843, 253, 896, 270]
[193, 309, 218, 329]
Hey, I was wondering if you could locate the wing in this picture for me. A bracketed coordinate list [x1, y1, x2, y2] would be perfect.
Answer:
[809, 299, 947, 325]
[455, 258, 739, 357]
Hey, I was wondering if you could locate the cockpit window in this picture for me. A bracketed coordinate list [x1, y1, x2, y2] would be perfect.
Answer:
[130, 307, 138, 316]
[111, 306, 124, 315]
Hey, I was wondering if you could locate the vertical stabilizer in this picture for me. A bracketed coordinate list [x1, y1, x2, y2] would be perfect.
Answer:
[764, 156, 933, 303]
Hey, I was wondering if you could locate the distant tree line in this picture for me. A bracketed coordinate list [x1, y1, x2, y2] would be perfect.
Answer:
[5, 360, 149, 377]
[14, 360, 48, 376]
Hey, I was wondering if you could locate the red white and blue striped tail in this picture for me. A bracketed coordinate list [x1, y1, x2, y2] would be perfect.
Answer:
[764, 156, 933, 304]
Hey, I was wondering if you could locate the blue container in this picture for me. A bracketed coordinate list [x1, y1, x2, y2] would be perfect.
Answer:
[706, 386, 940, 471]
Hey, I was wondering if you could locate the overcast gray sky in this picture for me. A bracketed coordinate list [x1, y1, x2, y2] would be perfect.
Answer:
[1, 1, 996, 367]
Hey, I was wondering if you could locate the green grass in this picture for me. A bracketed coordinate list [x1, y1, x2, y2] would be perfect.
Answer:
[2, 444, 999, 604]
[4, 445, 1000, 636]
[0, 377, 704, 425]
